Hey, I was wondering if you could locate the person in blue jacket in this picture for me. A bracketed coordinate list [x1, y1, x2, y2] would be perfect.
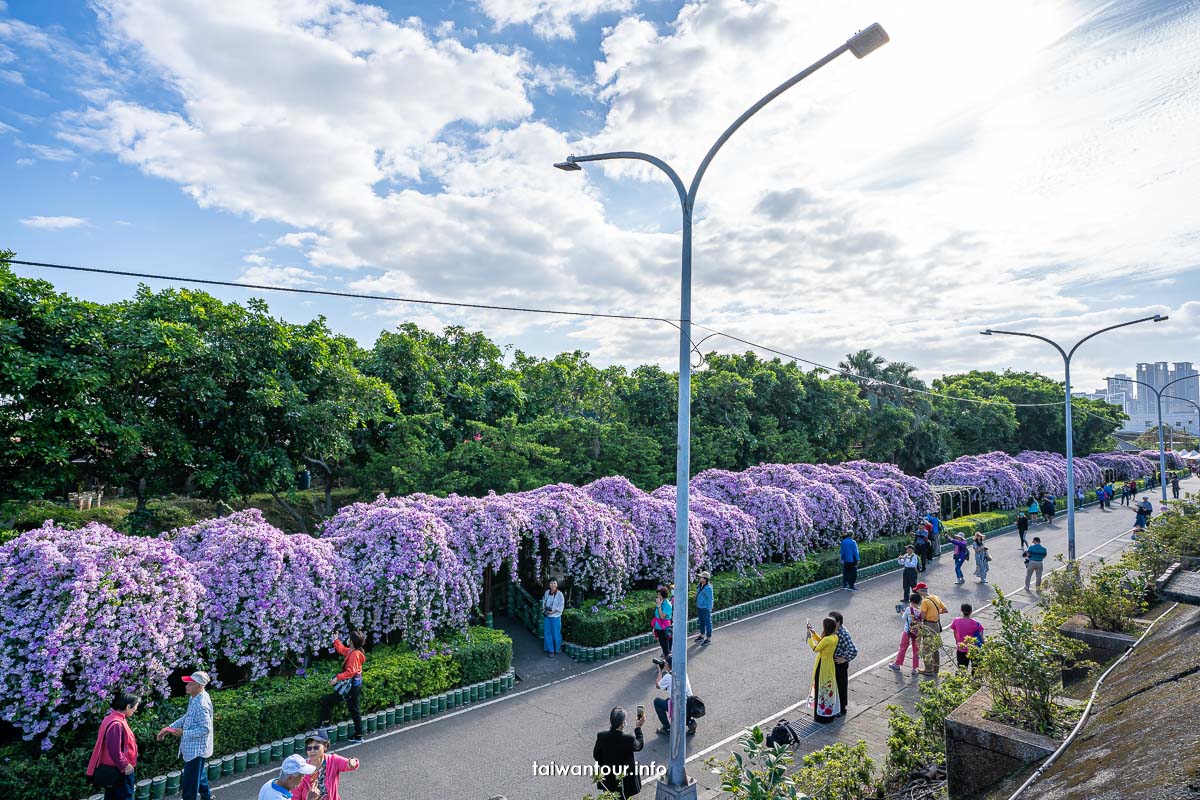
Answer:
[839, 532, 860, 591]
[694, 572, 714, 645]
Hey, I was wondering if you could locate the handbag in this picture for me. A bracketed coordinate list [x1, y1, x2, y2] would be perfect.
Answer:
[686, 696, 706, 719]
[88, 721, 126, 788]
[332, 677, 353, 697]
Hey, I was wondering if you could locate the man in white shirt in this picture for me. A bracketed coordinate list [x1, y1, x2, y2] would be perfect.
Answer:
[257, 754, 315, 800]
[542, 578, 565, 657]
[651, 656, 696, 736]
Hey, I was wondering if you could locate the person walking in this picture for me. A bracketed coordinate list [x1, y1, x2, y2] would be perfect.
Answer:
[1134, 496, 1153, 530]
[805, 617, 841, 723]
[889, 594, 923, 675]
[1120, 482, 1131, 506]
[87, 693, 141, 800]
[258, 755, 316, 800]
[828, 611, 857, 716]
[592, 706, 645, 799]
[1171, 474, 1180, 499]
[949, 604, 984, 671]
[913, 522, 931, 572]
[543, 578, 565, 656]
[1044, 494, 1057, 523]
[972, 533, 990, 584]
[1075, 487, 1085, 511]
[652, 586, 673, 658]
[651, 655, 696, 736]
[915, 583, 948, 677]
[839, 532, 860, 591]
[156, 671, 213, 800]
[1028, 498, 1041, 524]
[695, 572, 713, 645]
[895, 546, 921, 613]
[1016, 511, 1030, 549]
[951, 533, 969, 585]
[1024, 537, 1048, 593]
[293, 728, 360, 800]
[319, 630, 366, 744]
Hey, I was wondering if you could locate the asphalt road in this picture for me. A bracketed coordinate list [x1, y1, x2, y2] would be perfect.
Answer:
[212, 481, 1178, 800]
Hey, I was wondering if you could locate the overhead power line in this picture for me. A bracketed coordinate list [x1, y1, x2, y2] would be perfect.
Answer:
[6, 259, 679, 325]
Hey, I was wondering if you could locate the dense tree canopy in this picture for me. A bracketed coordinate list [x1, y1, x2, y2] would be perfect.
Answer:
[0, 255, 1127, 510]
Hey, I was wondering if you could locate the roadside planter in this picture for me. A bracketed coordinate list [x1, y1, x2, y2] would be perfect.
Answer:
[1058, 613, 1138, 652]
[944, 688, 1081, 800]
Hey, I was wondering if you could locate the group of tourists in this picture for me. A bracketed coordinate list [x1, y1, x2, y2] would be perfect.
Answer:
[87, 634, 368, 800]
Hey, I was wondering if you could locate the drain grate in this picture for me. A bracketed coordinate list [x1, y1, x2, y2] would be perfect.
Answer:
[786, 720, 824, 739]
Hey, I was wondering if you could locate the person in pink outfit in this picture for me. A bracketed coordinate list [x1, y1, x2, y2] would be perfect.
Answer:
[949, 604, 985, 670]
[889, 593, 922, 675]
[292, 729, 361, 800]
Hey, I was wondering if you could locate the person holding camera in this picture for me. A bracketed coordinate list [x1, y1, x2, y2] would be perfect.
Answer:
[318, 630, 366, 743]
[543, 578, 565, 656]
[651, 655, 696, 736]
[593, 706, 646, 798]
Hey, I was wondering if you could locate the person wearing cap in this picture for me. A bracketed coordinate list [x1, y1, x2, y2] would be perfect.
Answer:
[839, 532, 859, 591]
[294, 728, 360, 800]
[259, 755, 316, 800]
[157, 671, 214, 800]
[695, 571, 714, 645]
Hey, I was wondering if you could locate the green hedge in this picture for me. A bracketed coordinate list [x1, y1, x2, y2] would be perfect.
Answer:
[0, 626, 511, 800]
[561, 534, 911, 647]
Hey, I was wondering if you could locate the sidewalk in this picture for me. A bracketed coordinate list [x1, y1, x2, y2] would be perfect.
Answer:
[208, 476, 1184, 800]
[691, 528, 1137, 798]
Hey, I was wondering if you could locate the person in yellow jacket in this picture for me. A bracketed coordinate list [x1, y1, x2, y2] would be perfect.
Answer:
[915, 582, 948, 676]
[806, 617, 841, 722]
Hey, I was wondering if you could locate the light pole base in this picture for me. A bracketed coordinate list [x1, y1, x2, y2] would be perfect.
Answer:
[655, 776, 698, 800]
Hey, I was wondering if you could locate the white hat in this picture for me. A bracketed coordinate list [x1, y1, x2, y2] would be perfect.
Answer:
[182, 671, 210, 687]
[280, 754, 316, 777]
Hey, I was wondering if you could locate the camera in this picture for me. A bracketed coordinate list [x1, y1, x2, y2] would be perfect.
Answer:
[651, 657, 666, 670]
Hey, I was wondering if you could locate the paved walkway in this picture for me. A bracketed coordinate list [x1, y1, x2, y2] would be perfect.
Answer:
[209, 479, 1181, 800]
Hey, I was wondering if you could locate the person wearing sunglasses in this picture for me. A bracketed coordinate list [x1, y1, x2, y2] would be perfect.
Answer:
[292, 729, 361, 800]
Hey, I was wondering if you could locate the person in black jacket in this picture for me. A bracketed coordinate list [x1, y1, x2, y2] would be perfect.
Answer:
[593, 706, 645, 798]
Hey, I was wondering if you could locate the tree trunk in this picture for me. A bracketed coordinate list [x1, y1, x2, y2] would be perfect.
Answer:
[303, 456, 335, 518]
[135, 477, 148, 512]
[270, 491, 309, 535]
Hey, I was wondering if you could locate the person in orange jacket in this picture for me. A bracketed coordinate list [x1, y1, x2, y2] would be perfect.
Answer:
[318, 630, 366, 743]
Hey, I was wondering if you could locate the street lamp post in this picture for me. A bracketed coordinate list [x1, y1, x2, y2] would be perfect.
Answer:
[555, 23, 890, 798]
[1107, 373, 1191, 503]
[981, 315, 1167, 560]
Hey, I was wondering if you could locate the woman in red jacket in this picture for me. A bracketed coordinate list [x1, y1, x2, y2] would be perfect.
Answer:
[87, 692, 141, 800]
[319, 631, 366, 743]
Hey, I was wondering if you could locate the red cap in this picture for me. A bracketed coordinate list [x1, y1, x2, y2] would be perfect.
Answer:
[914, 582, 928, 591]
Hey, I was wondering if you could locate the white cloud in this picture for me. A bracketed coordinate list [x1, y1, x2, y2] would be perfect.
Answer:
[26, 143, 74, 161]
[477, 0, 637, 39]
[237, 265, 320, 288]
[20, 215, 89, 229]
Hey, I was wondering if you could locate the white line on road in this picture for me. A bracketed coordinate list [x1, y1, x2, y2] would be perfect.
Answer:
[683, 524, 1138, 765]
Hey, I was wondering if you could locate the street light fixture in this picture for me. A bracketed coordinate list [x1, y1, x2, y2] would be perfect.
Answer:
[554, 25, 890, 799]
[1163, 394, 1200, 448]
[1105, 372, 1189, 504]
[980, 315, 1167, 560]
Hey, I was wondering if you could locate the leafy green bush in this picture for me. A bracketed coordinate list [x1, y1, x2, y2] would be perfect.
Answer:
[0, 626, 511, 800]
[1042, 557, 1147, 633]
[10, 500, 129, 532]
[884, 670, 978, 785]
[794, 741, 878, 800]
[703, 725, 807, 799]
[561, 535, 910, 647]
[943, 510, 1016, 539]
[973, 588, 1084, 736]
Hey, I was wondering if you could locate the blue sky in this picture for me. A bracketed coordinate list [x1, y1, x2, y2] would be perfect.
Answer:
[1, 0, 1197, 390]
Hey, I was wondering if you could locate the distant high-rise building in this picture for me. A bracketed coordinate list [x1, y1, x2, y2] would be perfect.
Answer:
[1168, 362, 1199, 415]
[1107, 374, 1135, 413]
[1136, 362, 1171, 415]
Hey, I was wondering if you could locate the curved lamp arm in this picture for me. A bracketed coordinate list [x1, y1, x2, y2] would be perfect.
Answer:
[559, 151, 688, 209]
[1067, 314, 1167, 360]
[981, 329, 1067, 362]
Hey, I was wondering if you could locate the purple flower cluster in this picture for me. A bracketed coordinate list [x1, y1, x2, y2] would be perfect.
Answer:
[1084, 452, 1156, 481]
[321, 499, 474, 653]
[689, 470, 813, 561]
[926, 451, 1106, 507]
[165, 510, 348, 680]
[407, 492, 528, 584]
[0, 523, 203, 749]
[512, 484, 639, 604]
[1139, 450, 1184, 470]
[583, 477, 706, 582]
[650, 485, 761, 572]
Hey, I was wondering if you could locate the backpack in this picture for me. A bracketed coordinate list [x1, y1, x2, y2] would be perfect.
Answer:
[768, 719, 799, 747]
[686, 696, 706, 719]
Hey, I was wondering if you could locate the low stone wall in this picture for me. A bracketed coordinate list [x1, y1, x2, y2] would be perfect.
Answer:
[944, 688, 1061, 800]
[1058, 613, 1137, 652]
